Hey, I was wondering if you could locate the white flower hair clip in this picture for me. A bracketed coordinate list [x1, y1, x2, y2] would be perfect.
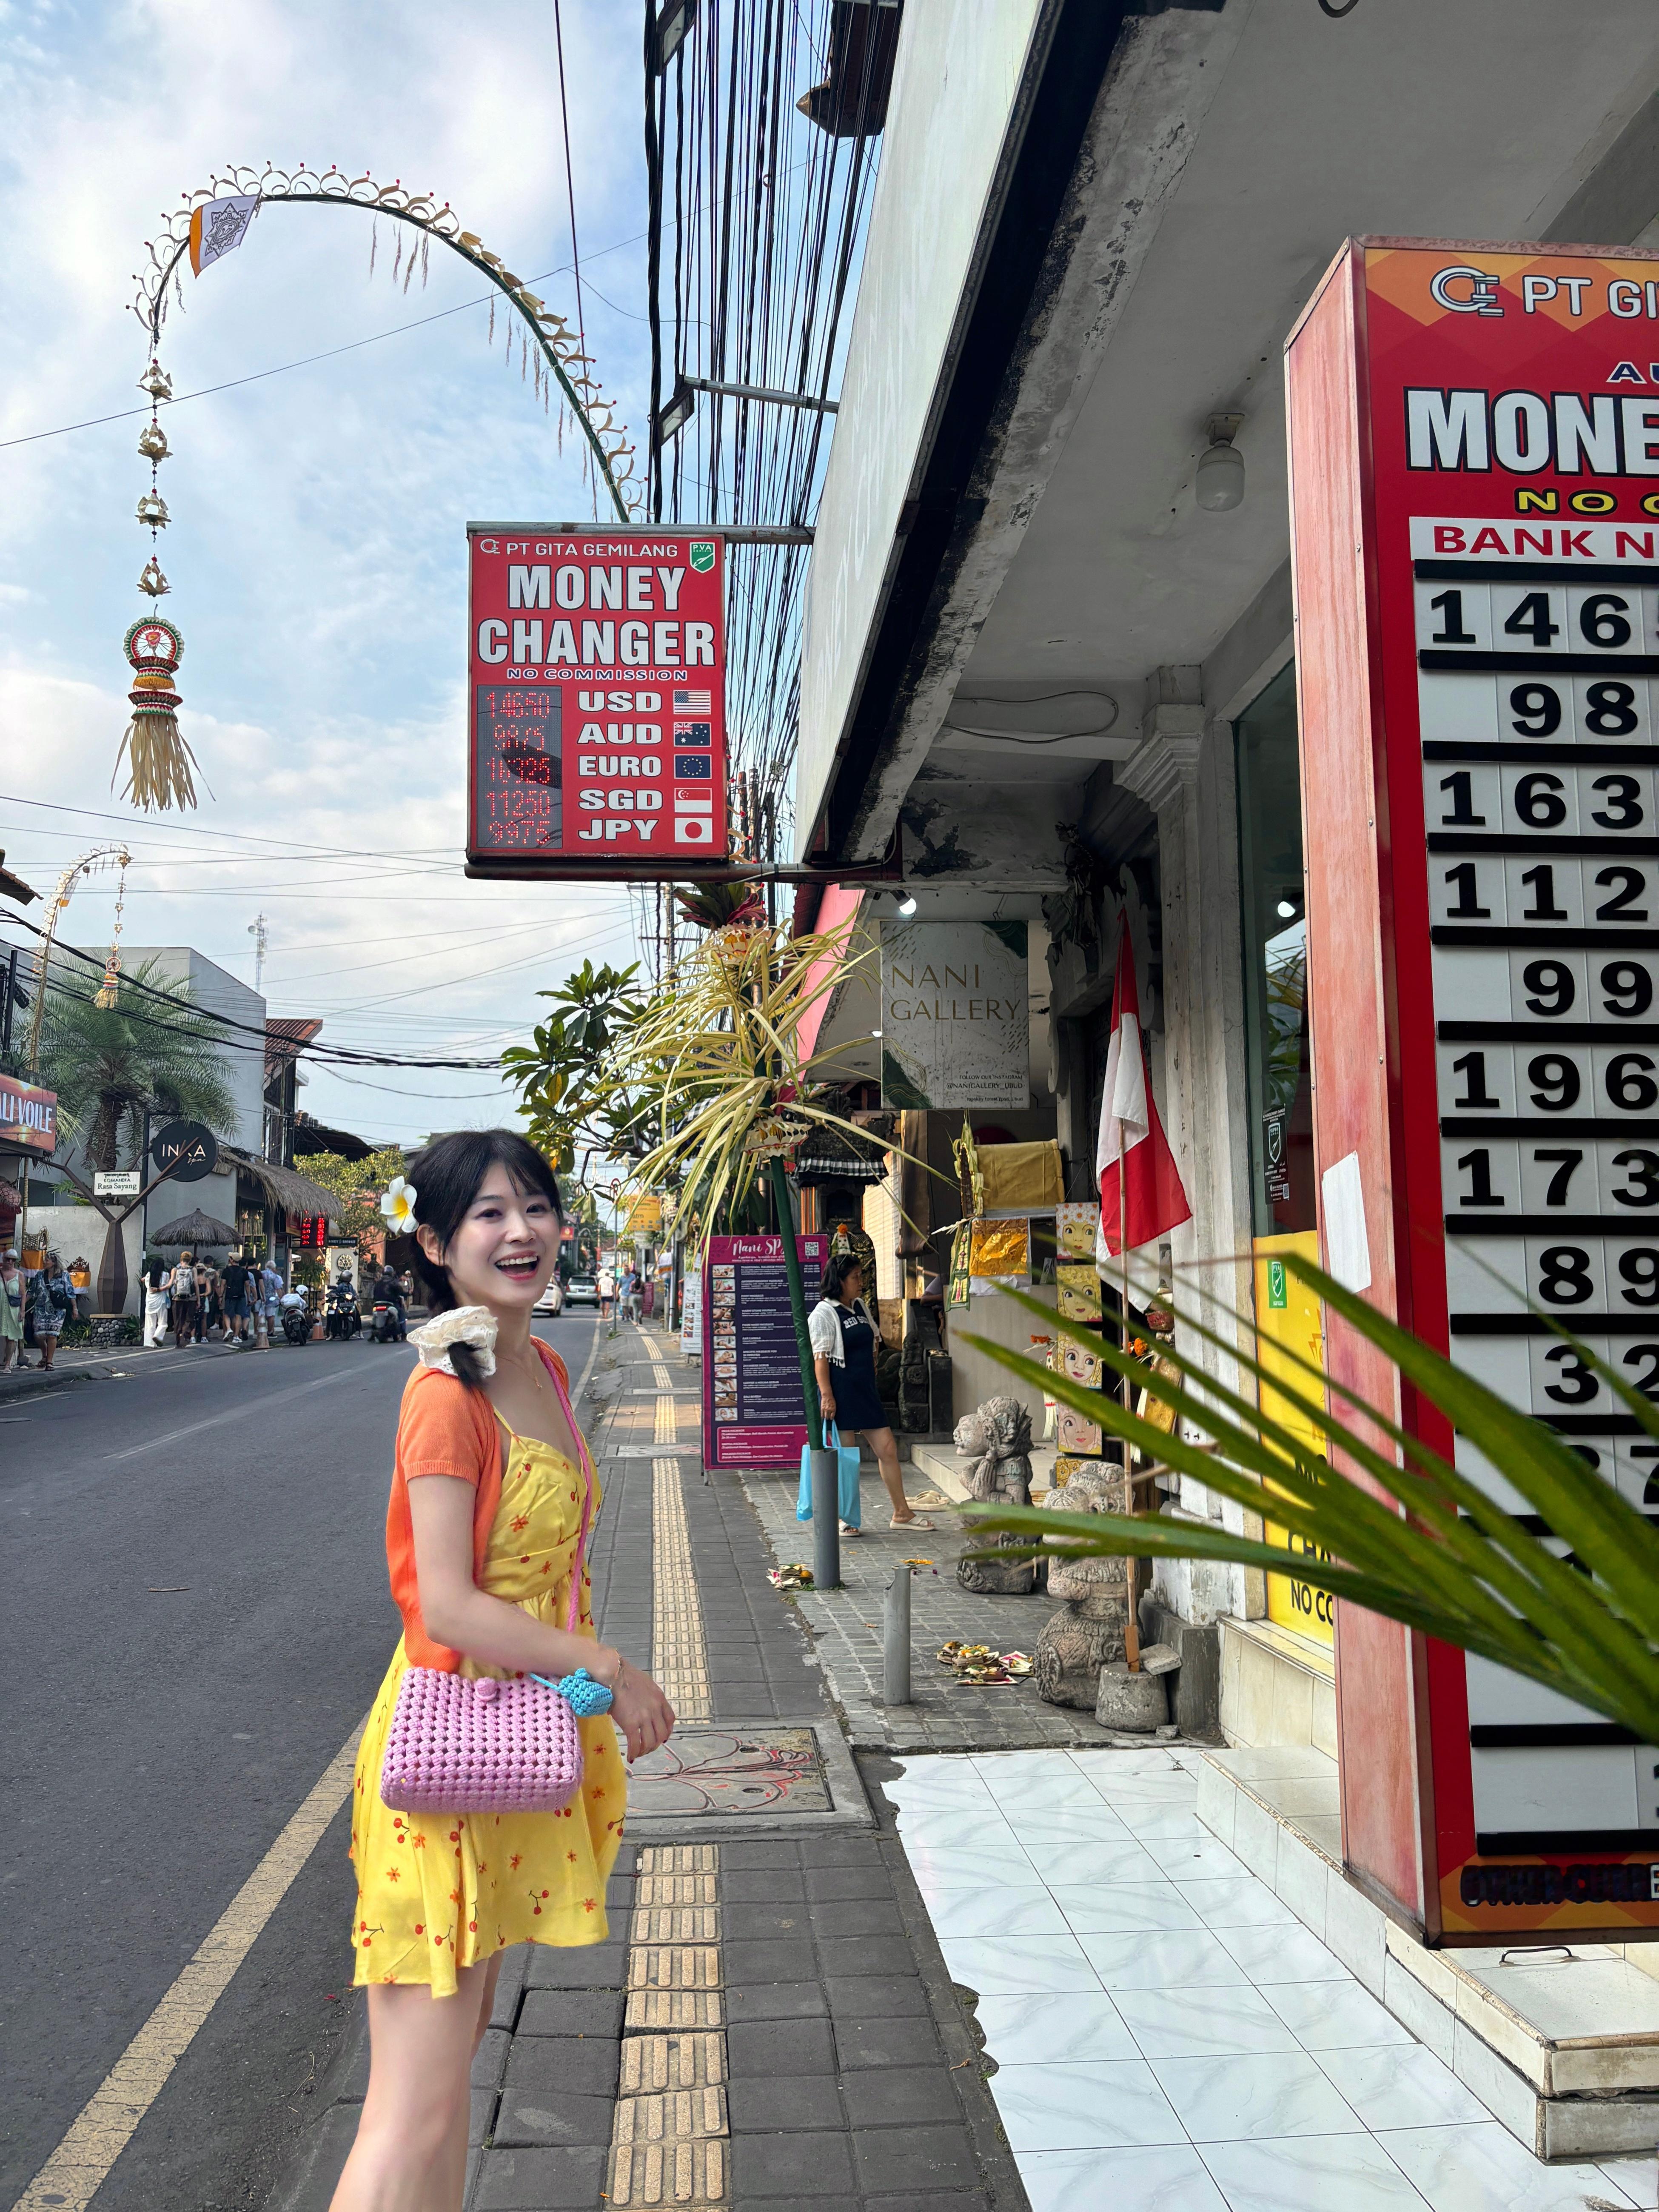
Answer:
[408, 1306, 499, 1379]
[380, 1175, 417, 1232]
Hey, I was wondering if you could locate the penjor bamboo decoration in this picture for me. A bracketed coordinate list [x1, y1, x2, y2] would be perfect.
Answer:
[117, 362, 200, 810]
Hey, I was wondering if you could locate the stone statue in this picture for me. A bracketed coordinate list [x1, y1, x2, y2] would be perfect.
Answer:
[953, 1394, 1040, 1595]
[1033, 1471, 1132, 1706]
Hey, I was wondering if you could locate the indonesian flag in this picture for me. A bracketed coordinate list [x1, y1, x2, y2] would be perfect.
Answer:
[1096, 919, 1191, 1258]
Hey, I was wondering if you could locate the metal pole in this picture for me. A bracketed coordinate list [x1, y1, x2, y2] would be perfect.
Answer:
[685, 376, 839, 413]
[811, 1445, 841, 1594]
[884, 1566, 912, 1706]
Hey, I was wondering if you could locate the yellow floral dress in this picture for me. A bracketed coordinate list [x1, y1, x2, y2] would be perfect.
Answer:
[348, 1422, 624, 1994]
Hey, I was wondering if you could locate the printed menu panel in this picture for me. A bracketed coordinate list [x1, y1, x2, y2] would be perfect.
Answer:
[701, 1233, 827, 1468]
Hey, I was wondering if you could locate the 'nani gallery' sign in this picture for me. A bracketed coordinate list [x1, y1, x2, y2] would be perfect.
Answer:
[879, 921, 1029, 1111]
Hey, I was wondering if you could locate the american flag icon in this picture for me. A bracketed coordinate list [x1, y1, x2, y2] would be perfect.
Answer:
[674, 687, 712, 714]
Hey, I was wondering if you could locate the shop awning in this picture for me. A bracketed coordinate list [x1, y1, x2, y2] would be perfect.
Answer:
[223, 1146, 346, 1228]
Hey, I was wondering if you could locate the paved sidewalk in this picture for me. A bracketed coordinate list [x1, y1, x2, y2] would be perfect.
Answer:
[741, 1461, 1114, 1756]
[272, 1323, 1029, 2212]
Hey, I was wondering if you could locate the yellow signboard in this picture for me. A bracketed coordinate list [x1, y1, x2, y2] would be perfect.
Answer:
[1253, 1231, 1334, 1648]
[624, 1193, 664, 1234]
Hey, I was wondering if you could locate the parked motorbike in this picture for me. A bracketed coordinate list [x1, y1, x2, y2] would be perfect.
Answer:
[325, 1281, 361, 1340]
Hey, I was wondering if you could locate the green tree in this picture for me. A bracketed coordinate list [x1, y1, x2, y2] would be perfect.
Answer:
[41, 958, 238, 1171]
[298, 1146, 409, 1263]
[502, 960, 648, 1171]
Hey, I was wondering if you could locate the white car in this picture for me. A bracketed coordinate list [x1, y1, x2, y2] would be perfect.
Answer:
[533, 1279, 565, 1317]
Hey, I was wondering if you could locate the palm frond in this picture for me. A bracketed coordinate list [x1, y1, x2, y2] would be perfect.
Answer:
[959, 1257, 1659, 1744]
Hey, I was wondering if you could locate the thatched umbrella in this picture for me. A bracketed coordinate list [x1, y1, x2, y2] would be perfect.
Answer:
[151, 1208, 238, 1249]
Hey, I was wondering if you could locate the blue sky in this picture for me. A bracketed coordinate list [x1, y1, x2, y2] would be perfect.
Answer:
[0, 0, 657, 1145]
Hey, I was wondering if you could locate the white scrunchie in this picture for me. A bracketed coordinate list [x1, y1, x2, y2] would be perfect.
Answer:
[408, 1304, 499, 1378]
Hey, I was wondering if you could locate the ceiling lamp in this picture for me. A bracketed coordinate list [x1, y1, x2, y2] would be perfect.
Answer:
[1196, 414, 1245, 512]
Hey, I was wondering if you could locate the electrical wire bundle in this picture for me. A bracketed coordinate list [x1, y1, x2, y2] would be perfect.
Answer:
[644, 0, 889, 886]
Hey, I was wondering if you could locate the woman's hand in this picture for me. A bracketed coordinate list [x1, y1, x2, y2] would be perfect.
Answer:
[607, 1660, 676, 1762]
[819, 1384, 837, 1422]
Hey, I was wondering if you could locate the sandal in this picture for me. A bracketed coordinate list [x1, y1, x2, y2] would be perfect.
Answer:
[892, 1513, 936, 1532]
[839, 1519, 863, 1537]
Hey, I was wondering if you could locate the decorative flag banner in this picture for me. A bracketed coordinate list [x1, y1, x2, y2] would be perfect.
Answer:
[1095, 917, 1191, 1258]
[466, 525, 729, 879]
[188, 194, 258, 276]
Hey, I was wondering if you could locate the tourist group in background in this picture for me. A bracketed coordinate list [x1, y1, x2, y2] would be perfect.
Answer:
[142, 1249, 288, 1351]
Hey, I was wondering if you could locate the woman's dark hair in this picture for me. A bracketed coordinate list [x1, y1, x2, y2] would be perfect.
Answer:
[820, 1251, 864, 1303]
[404, 1130, 563, 1392]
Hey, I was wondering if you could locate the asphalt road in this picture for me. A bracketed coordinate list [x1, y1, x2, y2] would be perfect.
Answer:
[0, 1311, 601, 2211]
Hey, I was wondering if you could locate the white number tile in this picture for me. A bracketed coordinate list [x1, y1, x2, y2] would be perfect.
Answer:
[1525, 1331, 1611, 1414]
[1421, 759, 1502, 831]
[1444, 1235, 1528, 1313]
[1638, 1753, 1659, 1830]
[1578, 764, 1657, 832]
[1591, 1042, 1659, 1116]
[1464, 1651, 1606, 1729]
[1416, 670, 1497, 744]
[1431, 945, 1510, 1019]
[1471, 1745, 1639, 1835]
[1415, 579, 1493, 650]
[1571, 671, 1653, 744]
[1497, 762, 1582, 835]
[1523, 1234, 1609, 1311]
[1451, 1431, 1535, 1520]
[1488, 579, 1569, 652]
[1436, 1041, 1517, 1117]
[1502, 946, 1588, 1021]
[1613, 1433, 1659, 1516]
[1448, 1333, 1531, 1408]
[1502, 854, 1588, 927]
[1440, 1136, 1521, 1214]
[1565, 584, 1648, 657]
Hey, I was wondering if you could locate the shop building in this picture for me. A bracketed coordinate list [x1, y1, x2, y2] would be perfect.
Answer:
[796, 9, 1659, 1755]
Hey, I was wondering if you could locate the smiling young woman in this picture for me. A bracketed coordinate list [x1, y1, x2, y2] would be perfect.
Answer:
[330, 1129, 673, 2212]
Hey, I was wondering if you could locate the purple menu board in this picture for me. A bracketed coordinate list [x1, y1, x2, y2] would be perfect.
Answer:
[702, 1233, 827, 1469]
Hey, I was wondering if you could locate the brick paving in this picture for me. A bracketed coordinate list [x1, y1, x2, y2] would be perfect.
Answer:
[740, 1462, 1114, 1756]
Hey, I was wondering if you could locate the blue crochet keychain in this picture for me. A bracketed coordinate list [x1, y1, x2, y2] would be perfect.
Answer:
[531, 1666, 614, 1717]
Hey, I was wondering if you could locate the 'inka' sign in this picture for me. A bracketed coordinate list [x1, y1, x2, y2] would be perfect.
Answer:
[878, 921, 1029, 1111]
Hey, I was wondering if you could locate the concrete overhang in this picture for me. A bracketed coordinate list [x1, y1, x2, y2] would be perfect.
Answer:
[798, 0, 1659, 871]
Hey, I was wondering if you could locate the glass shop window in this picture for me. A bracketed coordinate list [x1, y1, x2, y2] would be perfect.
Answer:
[1236, 664, 1316, 1234]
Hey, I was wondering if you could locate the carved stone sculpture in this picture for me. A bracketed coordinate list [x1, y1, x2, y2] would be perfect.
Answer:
[954, 1394, 1040, 1595]
[1033, 1482, 1130, 1707]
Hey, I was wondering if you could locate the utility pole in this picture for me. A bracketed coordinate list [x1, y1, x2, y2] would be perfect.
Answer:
[248, 913, 268, 996]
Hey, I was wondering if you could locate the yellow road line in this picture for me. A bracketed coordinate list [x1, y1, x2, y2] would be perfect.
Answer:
[14, 1721, 364, 2212]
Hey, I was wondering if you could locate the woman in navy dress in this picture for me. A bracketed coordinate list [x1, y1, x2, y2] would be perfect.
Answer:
[808, 1253, 934, 1534]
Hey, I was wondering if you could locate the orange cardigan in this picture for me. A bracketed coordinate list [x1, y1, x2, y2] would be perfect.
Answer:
[385, 1344, 573, 1671]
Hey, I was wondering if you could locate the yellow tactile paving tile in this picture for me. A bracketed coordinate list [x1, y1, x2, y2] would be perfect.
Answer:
[627, 1944, 722, 1991]
[629, 1904, 720, 1944]
[636, 1872, 718, 1906]
[606, 2134, 727, 2208]
[624, 1988, 724, 2030]
[652, 1453, 713, 1719]
[619, 2031, 727, 2093]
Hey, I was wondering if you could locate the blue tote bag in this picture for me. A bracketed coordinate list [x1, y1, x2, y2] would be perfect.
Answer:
[797, 1423, 862, 1526]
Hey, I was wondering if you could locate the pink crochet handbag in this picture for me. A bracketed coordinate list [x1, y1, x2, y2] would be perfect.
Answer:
[379, 1355, 596, 1816]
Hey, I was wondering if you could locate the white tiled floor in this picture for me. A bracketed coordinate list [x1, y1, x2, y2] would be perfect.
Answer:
[887, 1747, 1656, 2212]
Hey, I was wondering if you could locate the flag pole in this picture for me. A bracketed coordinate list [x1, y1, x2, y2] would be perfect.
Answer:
[1118, 1121, 1141, 1673]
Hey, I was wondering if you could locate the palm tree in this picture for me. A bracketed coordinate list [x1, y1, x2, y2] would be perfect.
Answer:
[41, 956, 238, 1169]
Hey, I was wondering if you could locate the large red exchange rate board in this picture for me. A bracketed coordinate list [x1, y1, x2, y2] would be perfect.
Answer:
[466, 525, 729, 878]
[1288, 238, 1659, 1944]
